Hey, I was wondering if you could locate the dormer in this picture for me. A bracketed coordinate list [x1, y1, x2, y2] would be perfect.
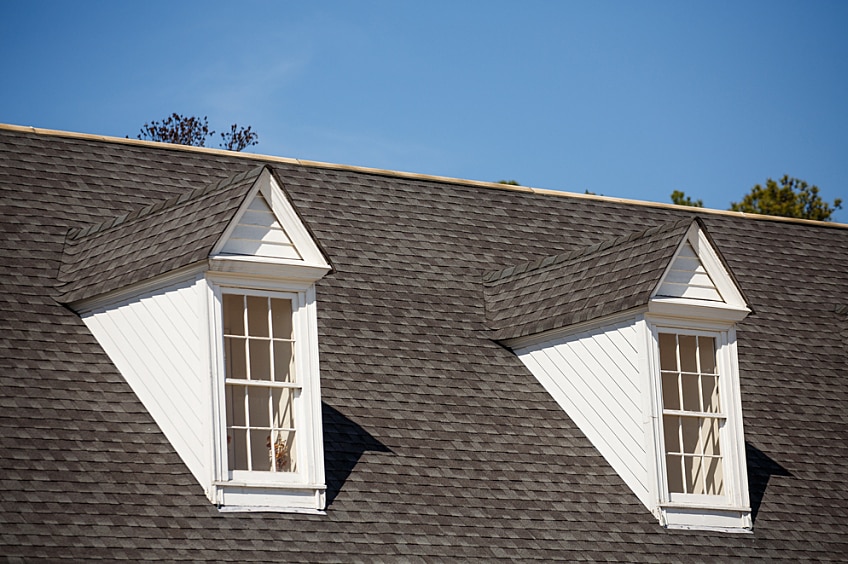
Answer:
[56, 166, 332, 512]
[484, 218, 754, 532]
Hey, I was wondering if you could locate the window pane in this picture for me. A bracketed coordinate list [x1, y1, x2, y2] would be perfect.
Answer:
[666, 455, 684, 493]
[228, 428, 248, 471]
[223, 294, 244, 335]
[701, 375, 721, 413]
[704, 456, 725, 495]
[272, 387, 296, 429]
[272, 429, 297, 473]
[249, 340, 272, 381]
[699, 336, 716, 374]
[273, 341, 295, 383]
[250, 429, 272, 471]
[681, 374, 701, 412]
[661, 371, 680, 410]
[684, 455, 705, 494]
[226, 384, 246, 427]
[247, 296, 269, 337]
[247, 386, 271, 428]
[271, 298, 293, 340]
[659, 333, 677, 371]
[681, 416, 701, 454]
[679, 335, 698, 373]
[701, 417, 721, 456]
[225, 337, 247, 380]
[663, 415, 680, 453]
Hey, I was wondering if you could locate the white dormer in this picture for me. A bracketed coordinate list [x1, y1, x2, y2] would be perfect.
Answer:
[65, 167, 332, 513]
[495, 219, 753, 533]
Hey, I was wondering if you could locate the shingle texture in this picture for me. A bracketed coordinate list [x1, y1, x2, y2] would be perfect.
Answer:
[2, 127, 848, 561]
[484, 218, 693, 341]
[56, 165, 264, 304]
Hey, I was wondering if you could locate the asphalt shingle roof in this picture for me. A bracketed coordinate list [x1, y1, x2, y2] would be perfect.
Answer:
[56, 166, 264, 304]
[1, 125, 847, 561]
[484, 218, 693, 341]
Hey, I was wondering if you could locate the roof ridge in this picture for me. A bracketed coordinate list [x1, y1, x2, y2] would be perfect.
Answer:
[483, 217, 693, 284]
[67, 165, 266, 241]
[4, 123, 846, 230]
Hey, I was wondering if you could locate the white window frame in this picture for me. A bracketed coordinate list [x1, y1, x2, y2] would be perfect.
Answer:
[206, 273, 326, 512]
[644, 315, 751, 531]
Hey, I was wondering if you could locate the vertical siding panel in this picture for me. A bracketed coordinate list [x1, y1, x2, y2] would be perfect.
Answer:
[515, 316, 651, 507]
[82, 276, 206, 486]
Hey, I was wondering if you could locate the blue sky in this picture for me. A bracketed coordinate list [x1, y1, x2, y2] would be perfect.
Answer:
[2, 1, 846, 220]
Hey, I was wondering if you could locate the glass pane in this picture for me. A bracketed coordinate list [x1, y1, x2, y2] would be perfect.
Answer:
[273, 341, 295, 383]
[699, 336, 716, 373]
[659, 333, 677, 371]
[226, 384, 246, 427]
[681, 374, 701, 412]
[701, 417, 721, 456]
[684, 455, 705, 494]
[272, 387, 296, 429]
[225, 337, 247, 379]
[247, 386, 271, 428]
[679, 335, 697, 373]
[228, 428, 248, 471]
[247, 296, 269, 337]
[250, 429, 272, 471]
[271, 429, 297, 472]
[663, 415, 680, 453]
[249, 340, 272, 380]
[681, 416, 701, 454]
[701, 375, 721, 413]
[704, 456, 725, 495]
[271, 298, 293, 340]
[661, 371, 680, 410]
[223, 294, 244, 335]
[666, 455, 684, 493]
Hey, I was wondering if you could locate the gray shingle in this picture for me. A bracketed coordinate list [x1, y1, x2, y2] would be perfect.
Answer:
[2, 126, 848, 561]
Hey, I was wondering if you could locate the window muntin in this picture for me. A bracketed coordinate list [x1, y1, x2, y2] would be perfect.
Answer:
[659, 332, 725, 497]
[223, 293, 299, 474]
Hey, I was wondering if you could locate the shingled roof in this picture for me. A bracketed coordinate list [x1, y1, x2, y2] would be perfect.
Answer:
[484, 218, 694, 341]
[56, 166, 265, 304]
[2, 124, 848, 560]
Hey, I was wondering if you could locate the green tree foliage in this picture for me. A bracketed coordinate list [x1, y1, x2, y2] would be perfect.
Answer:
[730, 175, 842, 221]
[670, 190, 703, 208]
[135, 113, 258, 151]
[497, 179, 521, 186]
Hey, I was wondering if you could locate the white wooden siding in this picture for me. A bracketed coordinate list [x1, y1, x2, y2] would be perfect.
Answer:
[82, 276, 207, 486]
[220, 194, 301, 260]
[515, 317, 652, 507]
[656, 242, 723, 301]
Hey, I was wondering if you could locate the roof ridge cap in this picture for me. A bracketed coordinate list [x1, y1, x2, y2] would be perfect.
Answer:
[483, 217, 694, 284]
[66, 165, 266, 241]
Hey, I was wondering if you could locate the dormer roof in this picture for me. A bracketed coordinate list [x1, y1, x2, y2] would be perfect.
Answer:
[56, 166, 331, 307]
[484, 217, 751, 343]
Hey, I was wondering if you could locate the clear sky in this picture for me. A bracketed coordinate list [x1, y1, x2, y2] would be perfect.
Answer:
[2, 1, 846, 221]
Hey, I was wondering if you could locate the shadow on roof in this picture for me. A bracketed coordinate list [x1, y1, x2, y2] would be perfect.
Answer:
[322, 402, 391, 507]
[746, 441, 791, 523]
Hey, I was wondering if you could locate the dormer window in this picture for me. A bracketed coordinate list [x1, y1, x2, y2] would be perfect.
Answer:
[57, 165, 332, 513]
[222, 293, 298, 475]
[485, 218, 754, 532]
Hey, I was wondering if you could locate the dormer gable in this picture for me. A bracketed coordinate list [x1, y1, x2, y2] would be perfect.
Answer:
[649, 219, 750, 321]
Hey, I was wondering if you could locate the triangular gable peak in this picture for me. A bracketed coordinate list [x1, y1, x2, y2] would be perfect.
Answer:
[649, 219, 750, 320]
[211, 168, 328, 273]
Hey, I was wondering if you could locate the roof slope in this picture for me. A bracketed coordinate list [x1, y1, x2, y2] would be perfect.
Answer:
[56, 166, 264, 304]
[484, 218, 692, 341]
[2, 126, 848, 561]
